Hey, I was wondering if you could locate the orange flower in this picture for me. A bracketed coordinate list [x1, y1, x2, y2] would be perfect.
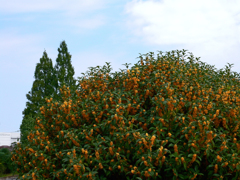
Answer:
[191, 154, 197, 163]
[214, 164, 218, 174]
[217, 155, 222, 162]
[181, 157, 185, 164]
[144, 160, 148, 166]
[222, 162, 228, 168]
[99, 163, 103, 169]
[144, 171, 150, 178]
[174, 144, 178, 154]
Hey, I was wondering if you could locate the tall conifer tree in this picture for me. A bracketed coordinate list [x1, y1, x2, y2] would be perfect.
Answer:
[54, 41, 77, 100]
[20, 50, 57, 146]
[20, 41, 78, 146]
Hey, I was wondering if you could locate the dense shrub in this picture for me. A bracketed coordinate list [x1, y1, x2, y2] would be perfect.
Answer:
[0, 148, 17, 175]
[0, 162, 6, 176]
[20, 115, 37, 148]
[11, 49, 240, 180]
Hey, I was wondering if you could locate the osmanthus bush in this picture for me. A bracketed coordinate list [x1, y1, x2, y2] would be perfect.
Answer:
[11, 49, 240, 180]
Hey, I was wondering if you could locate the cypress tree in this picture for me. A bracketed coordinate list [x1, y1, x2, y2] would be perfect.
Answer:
[54, 41, 78, 100]
[20, 50, 56, 146]
[20, 41, 78, 146]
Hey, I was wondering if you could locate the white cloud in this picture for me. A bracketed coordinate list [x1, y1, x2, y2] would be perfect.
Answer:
[123, 0, 240, 44]
[121, 0, 240, 73]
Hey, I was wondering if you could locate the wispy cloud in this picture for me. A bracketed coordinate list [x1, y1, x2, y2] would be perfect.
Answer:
[123, 0, 240, 44]
[120, 0, 240, 73]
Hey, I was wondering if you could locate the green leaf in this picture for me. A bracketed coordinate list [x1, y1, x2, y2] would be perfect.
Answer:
[183, 162, 187, 170]
[232, 171, 240, 180]
[188, 154, 193, 158]
[173, 168, 178, 176]
[195, 159, 201, 166]
[178, 174, 185, 179]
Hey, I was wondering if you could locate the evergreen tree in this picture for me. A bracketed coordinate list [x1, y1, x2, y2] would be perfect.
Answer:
[54, 41, 78, 100]
[20, 50, 57, 146]
[20, 41, 78, 147]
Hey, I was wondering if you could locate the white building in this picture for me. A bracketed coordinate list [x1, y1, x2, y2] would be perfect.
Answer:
[0, 132, 20, 147]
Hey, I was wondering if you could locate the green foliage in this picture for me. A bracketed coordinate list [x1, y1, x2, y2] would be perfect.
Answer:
[54, 40, 78, 100]
[11, 49, 240, 180]
[0, 148, 16, 175]
[0, 148, 11, 168]
[0, 152, 8, 167]
[20, 50, 57, 148]
[0, 162, 6, 176]
[22, 50, 56, 118]
[0, 148, 11, 156]
[20, 41, 78, 150]
[20, 115, 36, 147]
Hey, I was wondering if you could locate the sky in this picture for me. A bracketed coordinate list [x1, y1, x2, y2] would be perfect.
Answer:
[0, 0, 240, 133]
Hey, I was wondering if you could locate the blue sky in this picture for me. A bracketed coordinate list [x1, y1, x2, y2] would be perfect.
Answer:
[1, 0, 240, 133]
